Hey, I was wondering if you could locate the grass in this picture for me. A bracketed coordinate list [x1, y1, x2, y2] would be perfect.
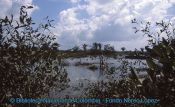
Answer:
[57, 50, 146, 60]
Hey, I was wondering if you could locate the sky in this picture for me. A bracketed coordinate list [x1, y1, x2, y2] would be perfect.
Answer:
[1, 0, 175, 50]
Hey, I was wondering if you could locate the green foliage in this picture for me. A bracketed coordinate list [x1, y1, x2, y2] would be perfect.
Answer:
[130, 19, 175, 106]
[0, 6, 69, 106]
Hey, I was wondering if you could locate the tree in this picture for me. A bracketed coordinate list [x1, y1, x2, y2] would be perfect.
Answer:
[98, 43, 102, 51]
[104, 44, 115, 52]
[72, 45, 79, 52]
[82, 44, 87, 52]
[140, 48, 144, 52]
[0, 6, 69, 106]
[121, 47, 126, 51]
[92, 42, 98, 51]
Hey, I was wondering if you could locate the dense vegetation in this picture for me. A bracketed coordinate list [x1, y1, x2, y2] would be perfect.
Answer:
[84, 19, 175, 107]
[0, 6, 69, 107]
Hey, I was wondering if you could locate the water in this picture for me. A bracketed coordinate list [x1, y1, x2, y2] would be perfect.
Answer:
[51, 56, 147, 98]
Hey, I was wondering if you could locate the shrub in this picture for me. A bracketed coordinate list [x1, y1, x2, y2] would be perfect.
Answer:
[88, 65, 98, 71]
[0, 6, 70, 106]
[84, 20, 175, 107]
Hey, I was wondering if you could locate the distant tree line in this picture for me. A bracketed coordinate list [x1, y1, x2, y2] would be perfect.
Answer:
[71, 42, 115, 52]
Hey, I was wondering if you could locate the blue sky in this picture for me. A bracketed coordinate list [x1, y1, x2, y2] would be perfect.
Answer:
[32, 0, 71, 22]
[1, 0, 175, 50]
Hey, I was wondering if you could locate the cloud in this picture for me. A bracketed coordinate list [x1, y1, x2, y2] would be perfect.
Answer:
[1, 0, 175, 50]
[0, 0, 38, 18]
[0, 0, 12, 18]
[54, 0, 175, 50]
[70, 0, 81, 3]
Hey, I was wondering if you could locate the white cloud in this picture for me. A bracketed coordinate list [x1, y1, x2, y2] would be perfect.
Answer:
[0, 0, 38, 18]
[70, 0, 81, 3]
[54, 0, 175, 50]
[0, 0, 13, 18]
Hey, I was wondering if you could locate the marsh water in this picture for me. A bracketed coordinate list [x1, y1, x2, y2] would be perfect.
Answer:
[50, 56, 147, 98]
